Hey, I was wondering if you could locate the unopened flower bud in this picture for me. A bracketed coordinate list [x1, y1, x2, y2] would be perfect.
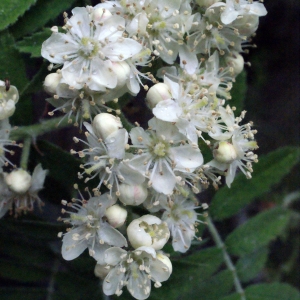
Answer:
[157, 252, 172, 274]
[94, 263, 110, 279]
[92, 7, 112, 22]
[111, 61, 130, 88]
[146, 83, 171, 109]
[105, 204, 127, 228]
[213, 141, 237, 164]
[119, 183, 148, 206]
[127, 215, 170, 250]
[44, 72, 62, 95]
[5, 169, 32, 194]
[92, 113, 122, 140]
[225, 51, 244, 76]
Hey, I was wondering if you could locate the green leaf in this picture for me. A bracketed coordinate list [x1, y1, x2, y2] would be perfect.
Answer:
[210, 146, 300, 220]
[229, 70, 247, 116]
[16, 29, 52, 57]
[236, 247, 269, 282]
[150, 247, 224, 300]
[0, 0, 37, 31]
[37, 140, 82, 190]
[0, 31, 28, 91]
[221, 283, 300, 300]
[10, 0, 77, 39]
[0, 288, 47, 300]
[225, 207, 291, 257]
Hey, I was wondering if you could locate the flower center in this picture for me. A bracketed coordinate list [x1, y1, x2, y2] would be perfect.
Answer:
[153, 142, 168, 157]
[80, 37, 100, 58]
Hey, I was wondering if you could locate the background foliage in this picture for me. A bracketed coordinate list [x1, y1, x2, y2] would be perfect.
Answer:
[0, 0, 299, 299]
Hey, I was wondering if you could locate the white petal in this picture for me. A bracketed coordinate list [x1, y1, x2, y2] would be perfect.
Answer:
[179, 44, 198, 74]
[103, 267, 125, 296]
[105, 129, 128, 159]
[153, 99, 181, 122]
[103, 38, 143, 61]
[98, 223, 127, 247]
[61, 227, 88, 260]
[104, 247, 127, 265]
[29, 164, 47, 193]
[171, 145, 203, 170]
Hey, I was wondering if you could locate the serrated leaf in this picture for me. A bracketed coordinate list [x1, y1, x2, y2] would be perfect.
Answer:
[0, 0, 37, 31]
[150, 247, 224, 300]
[0, 288, 47, 300]
[16, 29, 52, 57]
[221, 283, 300, 300]
[229, 70, 247, 116]
[210, 146, 300, 220]
[10, 0, 77, 39]
[236, 247, 269, 282]
[225, 207, 291, 256]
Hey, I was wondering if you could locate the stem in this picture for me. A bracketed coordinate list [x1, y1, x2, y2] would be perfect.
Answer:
[9, 117, 72, 141]
[206, 216, 246, 300]
[20, 137, 31, 170]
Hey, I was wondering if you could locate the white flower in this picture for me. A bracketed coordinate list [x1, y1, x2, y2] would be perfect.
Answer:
[127, 215, 170, 250]
[161, 195, 199, 252]
[0, 80, 19, 120]
[103, 246, 172, 299]
[72, 115, 143, 194]
[128, 118, 203, 194]
[208, 105, 258, 187]
[41, 6, 143, 91]
[210, 0, 267, 25]
[59, 192, 127, 264]
[0, 164, 47, 218]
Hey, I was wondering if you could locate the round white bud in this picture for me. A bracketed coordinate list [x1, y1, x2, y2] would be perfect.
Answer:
[213, 141, 238, 164]
[146, 83, 171, 109]
[92, 7, 112, 22]
[105, 204, 127, 228]
[5, 169, 32, 194]
[92, 113, 123, 140]
[225, 51, 244, 76]
[127, 215, 170, 250]
[44, 72, 62, 95]
[94, 263, 110, 279]
[110, 61, 130, 88]
[157, 252, 173, 274]
[118, 184, 148, 206]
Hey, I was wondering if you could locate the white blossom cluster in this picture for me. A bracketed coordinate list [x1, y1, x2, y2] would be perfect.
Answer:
[40, 1, 266, 299]
[0, 80, 48, 218]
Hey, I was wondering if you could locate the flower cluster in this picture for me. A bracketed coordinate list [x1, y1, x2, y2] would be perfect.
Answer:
[39, 0, 267, 299]
[0, 80, 48, 218]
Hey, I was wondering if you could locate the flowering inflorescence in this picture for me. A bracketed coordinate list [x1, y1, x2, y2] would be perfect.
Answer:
[0, 0, 267, 299]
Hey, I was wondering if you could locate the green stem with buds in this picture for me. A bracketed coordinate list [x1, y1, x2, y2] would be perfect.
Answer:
[206, 216, 246, 300]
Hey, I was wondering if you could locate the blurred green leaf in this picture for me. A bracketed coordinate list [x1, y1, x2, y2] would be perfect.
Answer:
[0, 30, 28, 91]
[0, 288, 47, 300]
[229, 70, 247, 116]
[10, 0, 77, 39]
[221, 283, 300, 300]
[236, 247, 269, 282]
[150, 247, 224, 300]
[0, 0, 37, 31]
[225, 207, 291, 257]
[210, 146, 300, 220]
[16, 29, 51, 57]
[0, 259, 49, 282]
[37, 140, 82, 190]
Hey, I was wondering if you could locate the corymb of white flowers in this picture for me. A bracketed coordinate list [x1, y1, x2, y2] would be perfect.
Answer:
[0, 0, 268, 299]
